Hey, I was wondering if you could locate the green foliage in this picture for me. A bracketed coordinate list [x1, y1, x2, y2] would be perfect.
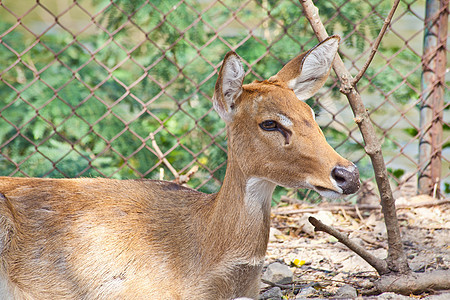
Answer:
[365, 46, 421, 105]
[0, 1, 229, 193]
[404, 127, 419, 137]
[322, 0, 390, 53]
[388, 167, 405, 180]
[1, 0, 438, 197]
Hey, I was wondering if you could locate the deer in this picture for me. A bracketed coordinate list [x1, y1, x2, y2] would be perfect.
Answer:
[0, 35, 359, 300]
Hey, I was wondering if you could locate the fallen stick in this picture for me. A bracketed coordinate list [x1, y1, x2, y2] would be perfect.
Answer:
[261, 279, 296, 290]
[309, 216, 389, 275]
[374, 270, 450, 294]
[273, 200, 450, 215]
[309, 216, 450, 294]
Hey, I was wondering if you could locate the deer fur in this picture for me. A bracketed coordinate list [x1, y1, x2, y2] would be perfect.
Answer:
[0, 35, 359, 299]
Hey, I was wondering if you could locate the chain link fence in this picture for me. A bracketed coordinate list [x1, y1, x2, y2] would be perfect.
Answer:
[0, 0, 448, 200]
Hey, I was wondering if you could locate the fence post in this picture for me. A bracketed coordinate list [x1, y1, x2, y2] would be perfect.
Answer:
[418, 0, 448, 197]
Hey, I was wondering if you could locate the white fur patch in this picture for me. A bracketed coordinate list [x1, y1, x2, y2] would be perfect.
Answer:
[244, 178, 276, 217]
[310, 107, 316, 120]
[0, 276, 23, 300]
[277, 113, 293, 127]
[315, 188, 342, 200]
[0, 277, 14, 300]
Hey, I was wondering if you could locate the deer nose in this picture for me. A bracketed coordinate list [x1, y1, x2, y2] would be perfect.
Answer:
[331, 165, 360, 194]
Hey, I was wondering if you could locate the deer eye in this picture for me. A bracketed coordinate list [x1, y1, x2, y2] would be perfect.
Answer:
[259, 120, 292, 145]
[259, 120, 278, 130]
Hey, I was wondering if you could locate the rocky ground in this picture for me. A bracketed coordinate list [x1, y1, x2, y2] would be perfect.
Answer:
[259, 194, 450, 299]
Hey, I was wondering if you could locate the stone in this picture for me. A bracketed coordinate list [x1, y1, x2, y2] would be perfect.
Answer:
[298, 211, 335, 235]
[377, 292, 411, 299]
[373, 221, 387, 239]
[262, 262, 293, 285]
[335, 284, 357, 298]
[295, 286, 316, 299]
[259, 287, 283, 300]
[269, 227, 283, 242]
[424, 292, 450, 300]
[297, 214, 315, 235]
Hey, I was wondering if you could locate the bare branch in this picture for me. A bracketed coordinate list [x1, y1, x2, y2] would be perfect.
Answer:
[149, 134, 199, 185]
[352, 0, 401, 85]
[149, 133, 179, 180]
[375, 270, 450, 295]
[177, 165, 199, 185]
[273, 198, 450, 215]
[308, 216, 389, 275]
[261, 279, 295, 290]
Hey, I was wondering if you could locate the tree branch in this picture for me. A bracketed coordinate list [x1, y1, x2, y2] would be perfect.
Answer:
[149, 134, 199, 185]
[273, 199, 450, 215]
[299, 0, 409, 274]
[374, 270, 450, 294]
[309, 216, 389, 275]
[352, 0, 401, 85]
[149, 133, 179, 179]
[177, 165, 199, 185]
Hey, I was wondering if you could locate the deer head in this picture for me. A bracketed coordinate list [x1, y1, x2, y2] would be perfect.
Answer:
[213, 36, 360, 199]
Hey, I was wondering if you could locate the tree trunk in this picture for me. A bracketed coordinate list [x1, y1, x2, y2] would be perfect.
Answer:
[418, 0, 448, 198]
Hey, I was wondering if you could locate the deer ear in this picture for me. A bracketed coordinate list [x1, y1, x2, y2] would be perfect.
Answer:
[213, 52, 245, 123]
[271, 35, 340, 101]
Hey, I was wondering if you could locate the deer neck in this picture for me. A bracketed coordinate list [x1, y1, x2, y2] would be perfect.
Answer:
[204, 149, 276, 261]
[218, 163, 275, 219]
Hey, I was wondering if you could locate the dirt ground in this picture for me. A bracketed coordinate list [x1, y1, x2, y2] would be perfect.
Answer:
[262, 194, 450, 299]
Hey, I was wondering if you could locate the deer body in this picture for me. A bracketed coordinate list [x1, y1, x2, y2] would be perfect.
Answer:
[0, 36, 359, 299]
[0, 177, 267, 299]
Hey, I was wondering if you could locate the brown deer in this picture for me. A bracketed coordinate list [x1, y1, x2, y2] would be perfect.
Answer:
[0, 35, 359, 300]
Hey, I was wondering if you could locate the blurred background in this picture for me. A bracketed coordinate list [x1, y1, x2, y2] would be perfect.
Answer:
[0, 0, 448, 202]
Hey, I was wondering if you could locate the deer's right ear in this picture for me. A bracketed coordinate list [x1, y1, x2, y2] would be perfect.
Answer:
[213, 52, 245, 123]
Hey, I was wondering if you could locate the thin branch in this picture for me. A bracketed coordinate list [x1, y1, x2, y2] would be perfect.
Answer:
[352, 0, 401, 85]
[309, 216, 389, 275]
[273, 199, 450, 215]
[273, 204, 381, 215]
[149, 133, 179, 179]
[177, 165, 199, 185]
[149, 134, 199, 185]
[261, 279, 296, 290]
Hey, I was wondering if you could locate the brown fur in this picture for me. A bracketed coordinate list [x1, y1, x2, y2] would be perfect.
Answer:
[0, 37, 359, 300]
[0, 178, 264, 299]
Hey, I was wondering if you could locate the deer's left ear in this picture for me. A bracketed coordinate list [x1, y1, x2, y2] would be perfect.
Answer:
[271, 35, 340, 101]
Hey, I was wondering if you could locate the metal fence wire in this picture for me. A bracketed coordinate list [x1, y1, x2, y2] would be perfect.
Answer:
[0, 0, 448, 200]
